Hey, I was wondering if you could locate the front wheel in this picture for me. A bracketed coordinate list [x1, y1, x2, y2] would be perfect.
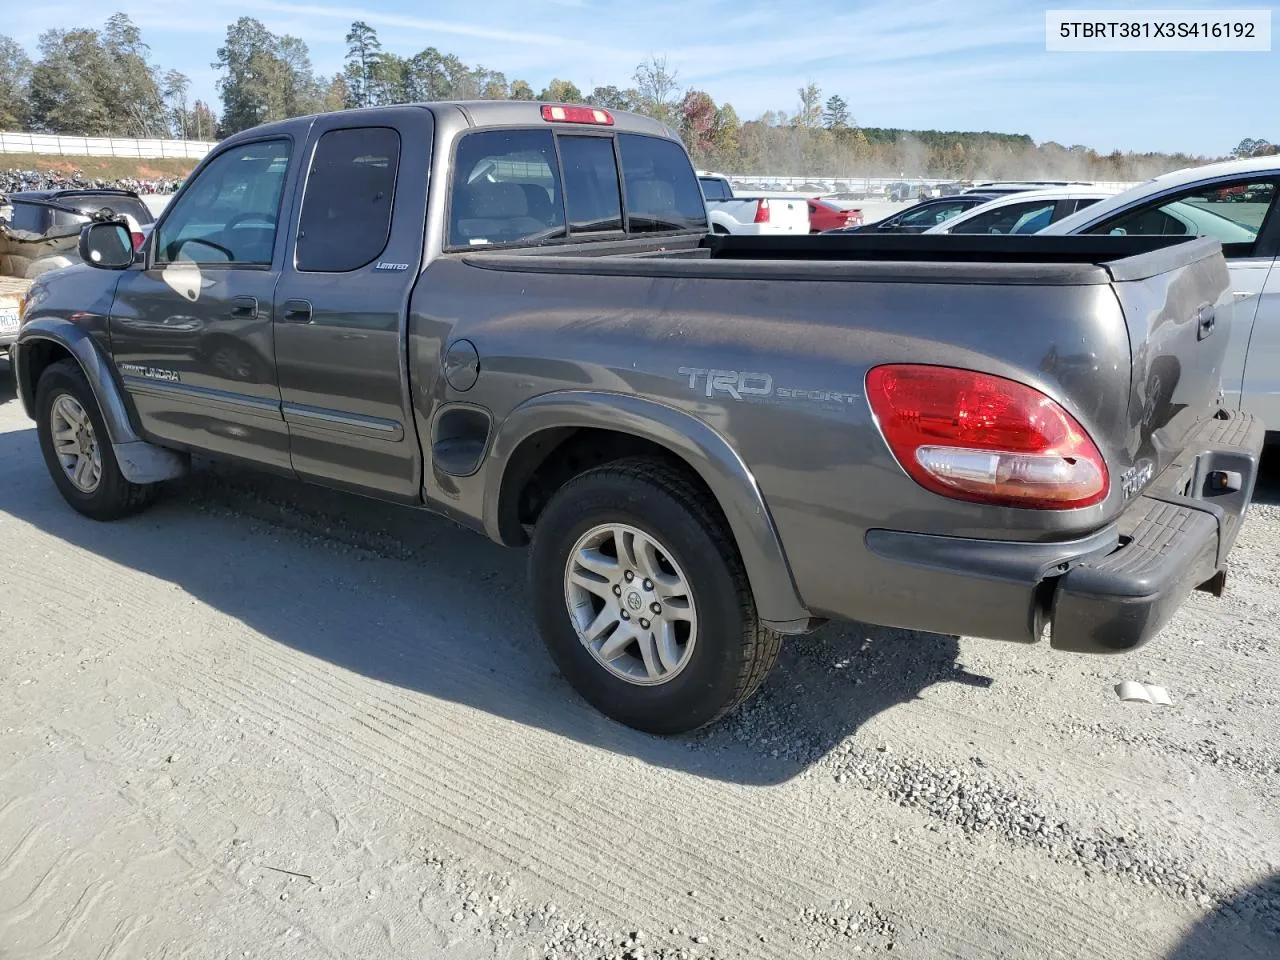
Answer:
[35, 359, 160, 520]
[529, 458, 781, 734]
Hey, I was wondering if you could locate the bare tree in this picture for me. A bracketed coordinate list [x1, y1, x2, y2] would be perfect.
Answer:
[795, 82, 822, 128]
[163, 69, 190, 138]
[633, 54, 679, 124]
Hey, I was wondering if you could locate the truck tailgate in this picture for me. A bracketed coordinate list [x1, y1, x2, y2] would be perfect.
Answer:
[1103, 237, 1233, 487]
[729, 194, 809, 234]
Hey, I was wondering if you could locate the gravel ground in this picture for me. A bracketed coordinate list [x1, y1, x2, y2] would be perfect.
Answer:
[0, 358, 1276, 959]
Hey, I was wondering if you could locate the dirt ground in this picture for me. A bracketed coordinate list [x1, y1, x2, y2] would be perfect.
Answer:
[0, 357, 1276, 960]
[0, 153, 197, 182]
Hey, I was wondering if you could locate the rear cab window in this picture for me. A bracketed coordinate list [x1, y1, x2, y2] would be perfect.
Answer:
[617, 134, 707, 234]
[447, 127, 705, 249]
[559, 135, 623, 233]
[450, 130, 565, 247]
[699, 177, 730, 201]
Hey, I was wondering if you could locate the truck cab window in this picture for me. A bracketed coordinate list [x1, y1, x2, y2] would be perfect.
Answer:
[156, 140, 290, 266]
[559, 136, 623, 233]
[698, 177, 729, 201]
[297, 127, 401, 272]
[449, 129, 565, 246]
[617, 134, 708, 233]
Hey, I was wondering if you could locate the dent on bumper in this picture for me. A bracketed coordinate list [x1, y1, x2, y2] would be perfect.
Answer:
[864, 411, 1265, 655]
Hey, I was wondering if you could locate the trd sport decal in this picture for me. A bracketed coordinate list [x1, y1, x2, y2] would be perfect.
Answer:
[677, 367, 858, 406]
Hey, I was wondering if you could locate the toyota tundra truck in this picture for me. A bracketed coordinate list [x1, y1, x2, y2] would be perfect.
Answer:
[12, 101, 1264, 734]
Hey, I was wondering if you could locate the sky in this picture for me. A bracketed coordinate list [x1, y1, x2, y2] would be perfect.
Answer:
[6, 0, 1277, 155]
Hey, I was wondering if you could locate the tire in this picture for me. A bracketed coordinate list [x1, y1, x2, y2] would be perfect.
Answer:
[529, 457, 781, 734]
[34, 359, 160, 520]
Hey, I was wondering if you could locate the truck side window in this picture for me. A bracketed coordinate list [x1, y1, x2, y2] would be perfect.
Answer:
[558, 135, 622, 233]
[157, 139, 291, 266]
[449, 130, 565, 246]
[617, 134, 708, 233]
[698, 177, 729, 201]
[1089, 181, 1276, 256]
[296, 127, 401, 272]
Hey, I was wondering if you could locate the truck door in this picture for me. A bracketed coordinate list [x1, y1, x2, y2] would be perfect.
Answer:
[109, 138, 297, 468]
[272, 109, 433, 501]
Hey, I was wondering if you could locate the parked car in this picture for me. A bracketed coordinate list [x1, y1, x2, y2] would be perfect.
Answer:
[826, 194, 998, 234]
[963, 181, 1092, 197]
[806, 197, 862, 232]
[924, 187, 1118, 235]
[886, 181, 913, 202]
[0, 276, 23, 358]
[1, 189, 153, 280]
[698, 174, 809, 235]
[1040, 155, 1280, 431]
[13, 102, 1262, 736]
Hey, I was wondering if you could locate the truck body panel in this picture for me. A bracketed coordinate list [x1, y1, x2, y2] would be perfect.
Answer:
[11, 102, 1264, 718]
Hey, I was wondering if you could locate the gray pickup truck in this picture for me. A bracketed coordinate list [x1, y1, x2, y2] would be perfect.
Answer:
[11, 101, 1264, 733]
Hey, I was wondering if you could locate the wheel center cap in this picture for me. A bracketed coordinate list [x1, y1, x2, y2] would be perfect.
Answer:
[77, 431, 91, 455]
[625, 590, 644, 612]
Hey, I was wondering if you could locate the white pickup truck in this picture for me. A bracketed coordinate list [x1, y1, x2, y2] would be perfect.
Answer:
[697, 174, 809, 235]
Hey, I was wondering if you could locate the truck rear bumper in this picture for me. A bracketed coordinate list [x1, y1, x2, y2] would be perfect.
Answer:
[864, 410, 1264, 654]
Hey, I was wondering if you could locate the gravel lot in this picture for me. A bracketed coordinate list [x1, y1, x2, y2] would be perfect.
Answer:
[0, 356, 1277, 959]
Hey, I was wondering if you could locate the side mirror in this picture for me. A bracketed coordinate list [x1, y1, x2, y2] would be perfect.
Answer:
[78, 221, 134, 270]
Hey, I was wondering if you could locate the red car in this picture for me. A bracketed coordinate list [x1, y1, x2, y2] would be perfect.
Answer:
[806, 197, 863, 232]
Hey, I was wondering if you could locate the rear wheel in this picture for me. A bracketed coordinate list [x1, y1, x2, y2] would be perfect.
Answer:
[35, 359, 160, 520]
[529, 458, 781, 734]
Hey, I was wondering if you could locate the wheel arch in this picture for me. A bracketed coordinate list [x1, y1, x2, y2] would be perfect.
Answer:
[485, 391, 810, 628]
[16, 317, 188, 484]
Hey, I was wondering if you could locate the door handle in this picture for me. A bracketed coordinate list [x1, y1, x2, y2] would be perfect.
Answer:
[230, 295, 258, 319]
[1232, 291, 1255, 301]
[1197, 305, 1217, 341]
[281, 299, 313, 324]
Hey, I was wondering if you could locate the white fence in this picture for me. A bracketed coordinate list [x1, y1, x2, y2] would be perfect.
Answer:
[0, 132, 215, 160]
[722, 175, 1140, 194]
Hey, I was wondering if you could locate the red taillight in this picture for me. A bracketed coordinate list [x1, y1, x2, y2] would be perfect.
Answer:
[541, 104, 614, 125]
[865, 364, 1108, 509]
[753, 198, 771, 223]
[131, 231, 145, 251]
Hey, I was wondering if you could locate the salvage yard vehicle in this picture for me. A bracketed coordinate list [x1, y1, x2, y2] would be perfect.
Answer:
[826, 193, 997, 234]
[1, 188, 152, 280]
[697, 173, 809, 235]
[924, 186, 1117, 236]
[1040, 155, 1280, 433]
[12, 101, 1265, 734]
[1, 276, 24, 357]
[805, 196, 862, 232]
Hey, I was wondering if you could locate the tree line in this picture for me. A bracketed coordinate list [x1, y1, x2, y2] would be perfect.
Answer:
[0, 13, 1270, 180]
[0, 15, 214, 139]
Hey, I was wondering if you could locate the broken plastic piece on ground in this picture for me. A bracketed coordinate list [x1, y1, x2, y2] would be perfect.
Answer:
[1115, 681, 1173, 705]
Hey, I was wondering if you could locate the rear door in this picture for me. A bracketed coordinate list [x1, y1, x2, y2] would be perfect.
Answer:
[110, 137, 297, 468]
[271, 109, 432, 500]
